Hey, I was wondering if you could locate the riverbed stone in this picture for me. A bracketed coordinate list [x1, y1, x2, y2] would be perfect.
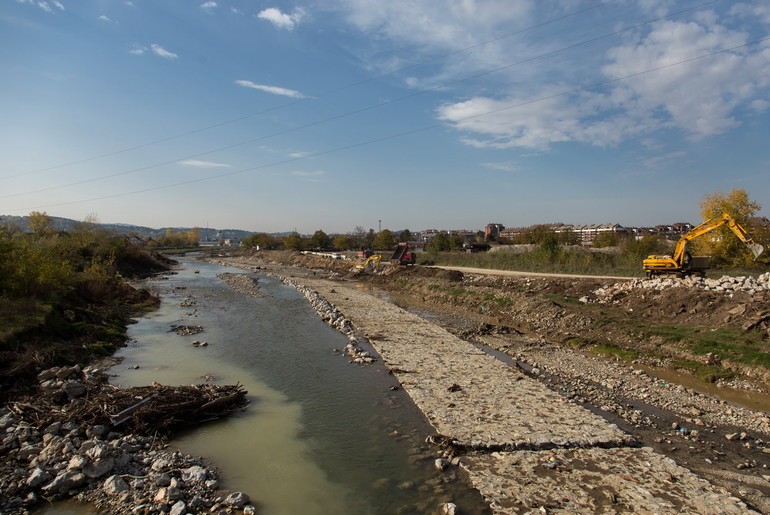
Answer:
[461, 447, 753, 514]
[169, 499, 187, 515]
[224, 491, 250, 508]
[83, 457, 114, 478]
[181, 464, 207, 483]
[63, 381, 86, 398]
[27, 467, 51, 488]
[103, 474, 129, 496]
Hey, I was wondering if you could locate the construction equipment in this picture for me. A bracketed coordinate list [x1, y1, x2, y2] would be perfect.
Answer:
[643, 213, 765, 278]
[355, 254, 382, 272]
[390, 242, 416, 265]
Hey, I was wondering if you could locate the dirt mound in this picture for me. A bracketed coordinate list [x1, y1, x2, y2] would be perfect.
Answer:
[597, 281, 770, 329]
[398, 266, 464, 282]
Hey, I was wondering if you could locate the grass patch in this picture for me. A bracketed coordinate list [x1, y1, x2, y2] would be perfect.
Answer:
[421, 248, 767, 278]
[481, 293, 515, 307]
[640, 323, 770, 371]
[0, 298, 52, 344]
[592, 343, 639, 361]
[670, 360, 739, 383]
[426, 284, 478, 296]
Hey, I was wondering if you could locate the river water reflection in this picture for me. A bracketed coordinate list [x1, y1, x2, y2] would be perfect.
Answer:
[94, 257, 485, 514]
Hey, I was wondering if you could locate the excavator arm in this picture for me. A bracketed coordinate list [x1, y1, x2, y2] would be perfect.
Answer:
[672, 213, 764, 264]
[644, 212, 764, 277]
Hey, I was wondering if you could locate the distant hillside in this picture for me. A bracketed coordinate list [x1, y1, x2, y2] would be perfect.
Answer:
[0, 215, 258, 241]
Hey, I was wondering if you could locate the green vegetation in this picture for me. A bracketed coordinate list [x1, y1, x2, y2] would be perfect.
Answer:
[242, 232, 278, 249]
[419, 225, 768, 277]
[603, 313, 770, 377]
[420, 241, 654, 277]
[0, 213, 167, 399]
[670, 360, 739, 383]
[591, 342, 640, 361]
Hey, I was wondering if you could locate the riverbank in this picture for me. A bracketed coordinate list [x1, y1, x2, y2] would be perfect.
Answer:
[215, 250, 770, 513]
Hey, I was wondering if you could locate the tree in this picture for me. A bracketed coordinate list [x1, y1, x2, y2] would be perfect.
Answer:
[397, 229, 412, 243]
[363, 229, 376, 249]
[697, 189, 763, 267]
[592, 231, 619, 248]
[332, 234, 352, 250]
[309, 230, 330, 249]
[427, 233, 451, 253]
[514, 225, 555, 244]
[373, 229, 394, 250]
[352, 226, 367, 249]
[27, 211, 53, 239]
[242, 233, 276, 249]
[284, 231, 304, 250]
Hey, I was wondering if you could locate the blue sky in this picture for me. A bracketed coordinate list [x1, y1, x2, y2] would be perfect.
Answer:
[1, 0, 769, 234]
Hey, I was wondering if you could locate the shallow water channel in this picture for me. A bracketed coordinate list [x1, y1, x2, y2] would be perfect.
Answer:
[43, 257, 487, 514]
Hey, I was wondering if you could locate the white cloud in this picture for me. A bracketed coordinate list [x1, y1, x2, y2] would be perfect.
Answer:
[436, 12, 770, 150]
[750, 99, 770, 113]
[257, 7, 305, 30]
[178, 160, 231, 168]
[129, 45, 145, 55]
[340, 0, 532, 52]
[200, 1, 217, 12]
[601, 18, 768, 140]
[17, 0, 63, 11]
[235, 80, 307, 99]
[97, 15, 110, 22]
[150, 43, 178, 59]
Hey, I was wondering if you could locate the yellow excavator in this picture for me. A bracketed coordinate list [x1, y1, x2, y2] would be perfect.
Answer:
[643, 213, 765, 278]
[355, 254, 382, 272]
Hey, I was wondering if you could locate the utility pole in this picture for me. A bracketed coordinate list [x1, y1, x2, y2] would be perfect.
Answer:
[379, 220, 382, 232]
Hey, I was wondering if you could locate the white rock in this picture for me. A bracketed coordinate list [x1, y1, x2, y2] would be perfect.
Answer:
[225, 491, 250, 508]
[103, 474, 129, 495]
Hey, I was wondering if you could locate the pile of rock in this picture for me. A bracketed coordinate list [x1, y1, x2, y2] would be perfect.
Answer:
[1, 376, 253, 515]
[592, 272, 770, 303]
[280, 278, 376, 364]
[217, 272, 269, 298]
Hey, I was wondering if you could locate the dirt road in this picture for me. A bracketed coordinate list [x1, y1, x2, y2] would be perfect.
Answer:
[435, 265, 635, 281]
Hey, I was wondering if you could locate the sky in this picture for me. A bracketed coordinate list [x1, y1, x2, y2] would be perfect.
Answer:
[1, 0, 769, 234]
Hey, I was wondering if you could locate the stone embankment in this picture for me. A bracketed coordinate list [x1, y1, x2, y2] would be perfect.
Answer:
[593, 272, 770, 301]
[0, 366, 253, 515]
[279, 276, 376, 364]
[264, 268, 755, 513]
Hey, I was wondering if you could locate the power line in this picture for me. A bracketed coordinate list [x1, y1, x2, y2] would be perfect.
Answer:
[0, 0, 722, 200]
[0, 0, 625, 180]
[11, 35, 766, 213]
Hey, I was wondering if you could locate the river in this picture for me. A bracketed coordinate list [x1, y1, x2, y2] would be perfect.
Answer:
[42, 256, 487, 514]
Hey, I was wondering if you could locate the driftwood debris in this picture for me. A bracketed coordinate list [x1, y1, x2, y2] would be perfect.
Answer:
[12, 370, 248, 437]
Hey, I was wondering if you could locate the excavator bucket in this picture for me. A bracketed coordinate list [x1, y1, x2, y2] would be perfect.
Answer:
[748, 242, 765, 260]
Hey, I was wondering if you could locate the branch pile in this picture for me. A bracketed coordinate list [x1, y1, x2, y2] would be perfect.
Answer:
[10, 365, 248, 437]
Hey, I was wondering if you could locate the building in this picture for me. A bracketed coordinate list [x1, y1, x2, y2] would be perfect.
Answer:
[485, 223, 505, 240]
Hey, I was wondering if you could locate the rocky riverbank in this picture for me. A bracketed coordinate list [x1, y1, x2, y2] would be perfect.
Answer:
[0, 364, 251, 514]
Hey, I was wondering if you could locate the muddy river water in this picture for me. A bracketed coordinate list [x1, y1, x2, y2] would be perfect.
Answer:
[42, 257, 485, 514]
